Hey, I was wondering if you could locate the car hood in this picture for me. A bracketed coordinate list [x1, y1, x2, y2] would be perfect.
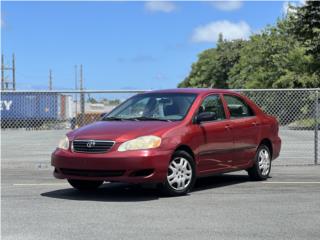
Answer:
[68, 120, 181, 142]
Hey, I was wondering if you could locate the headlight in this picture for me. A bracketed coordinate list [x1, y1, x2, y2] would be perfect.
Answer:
[58, 136, 69, 150]
[118, 135, 161, 152]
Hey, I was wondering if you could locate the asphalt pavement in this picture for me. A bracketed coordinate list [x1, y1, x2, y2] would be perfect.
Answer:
[2, 166, 320, 240]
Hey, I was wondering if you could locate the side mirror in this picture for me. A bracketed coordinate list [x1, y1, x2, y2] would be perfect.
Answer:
[196, 112, 217, 124]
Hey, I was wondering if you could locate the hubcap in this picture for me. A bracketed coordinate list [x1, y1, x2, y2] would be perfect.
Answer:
[167, 157, 192, 191]
[258, 149, 271, 176]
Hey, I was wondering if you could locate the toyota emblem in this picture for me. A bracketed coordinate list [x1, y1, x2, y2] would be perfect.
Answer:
[87, 140, 96, 148]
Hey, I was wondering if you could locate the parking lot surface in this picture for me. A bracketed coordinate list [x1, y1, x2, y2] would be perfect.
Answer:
[1, 130, 320, 240]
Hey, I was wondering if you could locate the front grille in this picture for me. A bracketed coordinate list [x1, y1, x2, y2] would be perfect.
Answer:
[72, 140, 115, 153]
[60, 168, 125, 177]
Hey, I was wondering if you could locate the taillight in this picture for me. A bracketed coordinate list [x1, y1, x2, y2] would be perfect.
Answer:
[273, 117, 279, 135]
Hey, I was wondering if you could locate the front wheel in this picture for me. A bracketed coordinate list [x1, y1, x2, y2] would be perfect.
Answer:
[161, 150, 196, 196]
[247, 145, 271, 181]
[68, 179, 103, 191]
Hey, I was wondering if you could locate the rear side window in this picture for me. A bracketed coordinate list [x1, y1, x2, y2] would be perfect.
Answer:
[224, 95, 254, 118]
[200, 95, 226, 120]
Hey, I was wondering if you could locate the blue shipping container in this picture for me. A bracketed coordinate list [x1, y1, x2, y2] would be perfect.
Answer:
[0, 92, 62, 121]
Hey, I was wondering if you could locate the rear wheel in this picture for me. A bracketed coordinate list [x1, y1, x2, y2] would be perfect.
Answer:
[68, 179, 103, 191]
[247, 145, 271, 181]
[161, 150, 196, 196]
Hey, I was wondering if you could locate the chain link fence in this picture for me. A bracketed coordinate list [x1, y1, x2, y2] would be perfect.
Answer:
[1, 89, 319, 166]
[238, 89, 319, 166]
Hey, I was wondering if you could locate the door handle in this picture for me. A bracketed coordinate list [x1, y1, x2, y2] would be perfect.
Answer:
[252, 122, 259, 126]
[225, 124, 231, 130]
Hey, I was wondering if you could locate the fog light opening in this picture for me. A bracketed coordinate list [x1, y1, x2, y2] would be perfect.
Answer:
[130, 169, 154, 177]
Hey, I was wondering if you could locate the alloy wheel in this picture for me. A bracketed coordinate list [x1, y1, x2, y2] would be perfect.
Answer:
[167, 157, 193, 191]
[258, 149, 271, 176]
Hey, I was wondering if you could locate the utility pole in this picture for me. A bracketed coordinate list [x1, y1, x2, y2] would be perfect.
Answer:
[12, 54, 16, 90]
[79, 65, 82, 90]
[49, 69, 52, 90]
[1, 54, 16, 90]
[79, 64, 85, 125]
[1, 54, 4, 90]
[75, 65, 78, 116]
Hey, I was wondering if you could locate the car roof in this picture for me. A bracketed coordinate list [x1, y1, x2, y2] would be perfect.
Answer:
[145, 88, 263, 115]
[146, 88, 238, 95]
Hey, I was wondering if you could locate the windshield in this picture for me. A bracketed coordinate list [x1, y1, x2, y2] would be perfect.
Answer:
[103, 93, 197, 121]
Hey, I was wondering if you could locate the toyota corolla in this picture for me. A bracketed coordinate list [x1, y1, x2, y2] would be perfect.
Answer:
[52, 89, 281, 196]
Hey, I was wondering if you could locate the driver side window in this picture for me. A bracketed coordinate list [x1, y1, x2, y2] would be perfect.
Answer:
[200, 95, 226, 121]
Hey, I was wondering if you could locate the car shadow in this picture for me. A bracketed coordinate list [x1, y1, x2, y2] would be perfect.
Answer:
[41, 182, 161, 202]
[193, 173, 250, 192]
[41, 173, 250, 202]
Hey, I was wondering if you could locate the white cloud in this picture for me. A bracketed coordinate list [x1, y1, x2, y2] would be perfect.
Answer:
[283, 0, 306, 15]
[283, 2, 291, 15]
[192, 20, 251, 43]
[211, 1, 243, 11]
[145, 1, 176, 13]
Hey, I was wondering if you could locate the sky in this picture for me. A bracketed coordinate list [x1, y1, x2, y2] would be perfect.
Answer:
[1, 1, 294, 91]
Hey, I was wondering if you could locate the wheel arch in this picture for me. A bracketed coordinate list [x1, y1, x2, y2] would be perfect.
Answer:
[259, 138, 273, 159]
[174, 144, 195, 161]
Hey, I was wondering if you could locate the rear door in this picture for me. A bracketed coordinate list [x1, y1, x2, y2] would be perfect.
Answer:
[196, 94, 234, 173]
[223, 94, 260, 168]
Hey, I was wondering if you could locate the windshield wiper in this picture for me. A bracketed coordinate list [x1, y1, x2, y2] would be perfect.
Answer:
[102, 117, 125, 121]
[128, 117, 172, 122]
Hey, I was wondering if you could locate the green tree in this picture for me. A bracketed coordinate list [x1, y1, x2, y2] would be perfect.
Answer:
[87, 97, 98, 104]
[178, 48, 217, 88]
[178, 36, 244, 88]
[289, 1, 320, 64]
[179, 2, 320, 89]
[228, 19, 320, 89]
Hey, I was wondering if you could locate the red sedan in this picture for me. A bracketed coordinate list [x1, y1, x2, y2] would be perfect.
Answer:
[52, 89, 281, 196]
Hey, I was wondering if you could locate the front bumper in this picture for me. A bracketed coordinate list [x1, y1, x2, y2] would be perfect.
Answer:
[51, 148, 172, 184]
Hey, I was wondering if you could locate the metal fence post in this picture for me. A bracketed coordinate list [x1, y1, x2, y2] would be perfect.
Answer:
[315, 90, 319, 165]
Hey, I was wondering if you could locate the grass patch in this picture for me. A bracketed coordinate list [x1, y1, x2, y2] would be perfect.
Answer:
[288, 118, 320, 130]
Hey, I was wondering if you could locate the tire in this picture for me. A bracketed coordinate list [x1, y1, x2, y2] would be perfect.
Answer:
[161, 150, 196, 196]
[247, 144, 272, 181]
[68, 179, 103, 191]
